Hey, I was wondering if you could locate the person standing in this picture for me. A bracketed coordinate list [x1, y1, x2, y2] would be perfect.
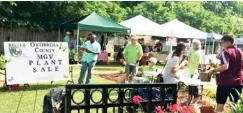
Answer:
[124, 36, 129, 47]
[64, 32, 71, 43]
[154, 40, 163, 52]
[141, 43, 150, 65]
[163, 43, 186, 83]
[123, 36, 143, 83]
[183, 39, 191, 61]
[208, 35, 243, 112]
[187, 39, 202, 104]
[78, 34, 101, 84]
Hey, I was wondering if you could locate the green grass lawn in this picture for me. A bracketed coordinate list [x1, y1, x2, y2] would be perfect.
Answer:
[0, 72, 116, 113]
[0, 64, 163, 113]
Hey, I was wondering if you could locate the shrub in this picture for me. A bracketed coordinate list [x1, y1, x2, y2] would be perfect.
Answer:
[0, 55, 5, 69]
[69, 49, 78, 61]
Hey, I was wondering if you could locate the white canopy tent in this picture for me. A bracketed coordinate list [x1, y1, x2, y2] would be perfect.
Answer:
[206, 32, 223, 54]
[120, 15, 163, 36]
[207, 32, 223, 40]
[235, 37, 243, 45]
[159, 19, 207, 39]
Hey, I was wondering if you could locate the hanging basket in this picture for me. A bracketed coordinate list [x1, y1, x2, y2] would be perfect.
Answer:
[199, 72, 212, 82]
[200, 106, 214, 113]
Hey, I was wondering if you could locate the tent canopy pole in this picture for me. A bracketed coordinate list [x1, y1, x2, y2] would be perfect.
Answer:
[58, 29, 60, 42]
[212, 40, 215, 54]
[77, 24, 79, 64]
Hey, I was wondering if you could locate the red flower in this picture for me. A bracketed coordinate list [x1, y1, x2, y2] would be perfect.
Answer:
[167, 104, 180, 112]
[181, 106, 189, 113]
[186, 106, 195, 113]
[155, 106, 164, 113]
[132, 95, 142, 104]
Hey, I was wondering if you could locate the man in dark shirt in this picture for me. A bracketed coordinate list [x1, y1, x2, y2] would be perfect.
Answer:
[208, 35, 243, 112]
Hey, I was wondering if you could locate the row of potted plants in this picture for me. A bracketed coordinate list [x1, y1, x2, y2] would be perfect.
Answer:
[131, 89, 220, 113]
[132, 95, 197, 113]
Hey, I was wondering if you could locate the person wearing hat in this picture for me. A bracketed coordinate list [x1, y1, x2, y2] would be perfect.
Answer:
[142, 57, 157, 72]
[123, 35, 143, 83]
[64, 32, 71, 43]
[186, 39, 202, 104]
[134, 57, 158, 83]
[78, 34, 101, 84]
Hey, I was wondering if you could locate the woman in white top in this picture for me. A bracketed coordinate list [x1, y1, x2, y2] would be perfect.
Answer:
[163, 43, 186, 83]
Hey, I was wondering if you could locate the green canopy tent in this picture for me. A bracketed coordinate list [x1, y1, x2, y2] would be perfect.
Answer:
[59, 12, 130, 39]
[59, 12, 130, 63]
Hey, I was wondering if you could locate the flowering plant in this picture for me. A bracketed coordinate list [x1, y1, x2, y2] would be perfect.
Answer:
[155, 106, 164, 113]
[132, 95, 196, 113]
[132, 95, 142, 104]
[167, 104, 196, 113]
[132, 95, 144, 112]
[153, 104, 195, 113]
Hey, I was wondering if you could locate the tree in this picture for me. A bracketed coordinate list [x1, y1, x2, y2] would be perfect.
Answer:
[0, 1, 243, 37]
[130, 1, 176, 24]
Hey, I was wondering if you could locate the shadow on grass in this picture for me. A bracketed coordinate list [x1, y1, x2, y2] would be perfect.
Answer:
[0, 83, 64, 92]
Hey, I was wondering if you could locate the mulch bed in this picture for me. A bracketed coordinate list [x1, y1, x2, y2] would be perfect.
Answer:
[99, 73, 189, 103]
[99, 73, 215, 106]
[99, 73, 126, 83]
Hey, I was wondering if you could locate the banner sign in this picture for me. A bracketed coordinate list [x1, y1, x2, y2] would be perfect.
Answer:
[4, 42, 70, 85]
[166, 36, 178, 46]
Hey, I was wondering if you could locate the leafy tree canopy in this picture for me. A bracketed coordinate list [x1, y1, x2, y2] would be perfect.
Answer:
[0, 1, 242, 37]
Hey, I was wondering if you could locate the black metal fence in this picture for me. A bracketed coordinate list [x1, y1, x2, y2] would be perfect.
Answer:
[65, 83, 178, 113]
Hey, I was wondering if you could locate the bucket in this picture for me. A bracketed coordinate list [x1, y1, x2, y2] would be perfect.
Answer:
[199, 72, 211, 82]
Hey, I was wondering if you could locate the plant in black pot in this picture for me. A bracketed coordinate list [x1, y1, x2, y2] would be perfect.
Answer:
[69, 50, 78, 64]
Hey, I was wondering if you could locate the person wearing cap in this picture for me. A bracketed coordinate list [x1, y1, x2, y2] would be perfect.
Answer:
[123, 36, 143, 83]
[141, 57, 157, 72]
[64, 32, 71, 43]
[78, 34, 101, 84]
[186, 39, 202, 104]
[135, 57, 157, 83]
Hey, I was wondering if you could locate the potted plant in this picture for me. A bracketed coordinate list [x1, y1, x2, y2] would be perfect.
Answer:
[227, 90, 243, 113]
[200, 91, 215, 113]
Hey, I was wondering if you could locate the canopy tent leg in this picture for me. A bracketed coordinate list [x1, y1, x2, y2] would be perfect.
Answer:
[207, 41, 210, 55]
[204, 39, 207, 55]
[204, 39, 207, 64]
[212, 40, 215, 54]
[58, 29, 60, 42]
[76, 24, 79, 64]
